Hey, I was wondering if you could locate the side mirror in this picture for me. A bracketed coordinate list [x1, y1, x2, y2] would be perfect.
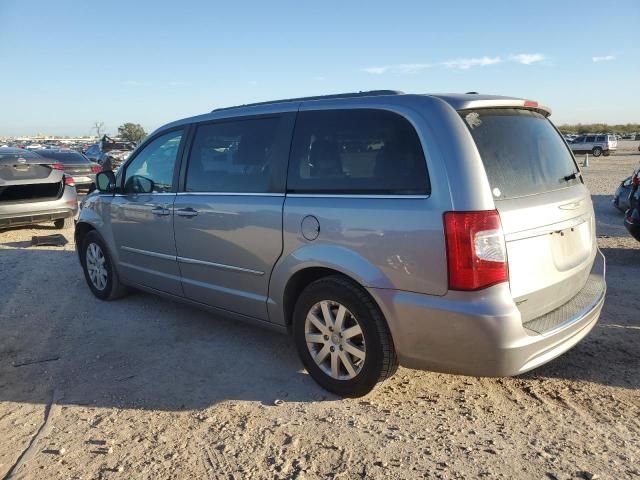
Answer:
[123, 175, 155, 194]
[96, 170, 116, 192]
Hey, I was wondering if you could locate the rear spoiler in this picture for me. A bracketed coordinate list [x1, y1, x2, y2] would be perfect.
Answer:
[428, 94, 552, 117]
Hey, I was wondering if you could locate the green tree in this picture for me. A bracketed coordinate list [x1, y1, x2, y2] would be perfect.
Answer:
[117, 123, 147, 143]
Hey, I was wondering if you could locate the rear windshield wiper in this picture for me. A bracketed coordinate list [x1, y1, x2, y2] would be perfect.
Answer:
[563, 171, 581, 182]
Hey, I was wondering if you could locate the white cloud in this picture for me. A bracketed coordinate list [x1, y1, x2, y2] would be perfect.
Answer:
[509, 53, 545, 65]
[362, 63, 431, 74]
[442, 56, 502, 69]
[247, 80, 258, 85]
[592, 55, 615, 62]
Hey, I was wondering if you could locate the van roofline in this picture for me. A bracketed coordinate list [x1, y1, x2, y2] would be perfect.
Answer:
[153, 91, 551, 136]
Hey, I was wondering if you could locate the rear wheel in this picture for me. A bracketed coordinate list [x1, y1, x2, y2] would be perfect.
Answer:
[81, 231, 128, 300]
[54, 218, 69, 229]
[592, 147, 602, 157]
[292, 276, 398, 397]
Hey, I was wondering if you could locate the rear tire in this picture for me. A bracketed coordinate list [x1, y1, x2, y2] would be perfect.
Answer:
[54, 218, 69, 229]
[592, 147, 602, 157]
[292, 275, 398, 397]
[81, 230, 128, 300]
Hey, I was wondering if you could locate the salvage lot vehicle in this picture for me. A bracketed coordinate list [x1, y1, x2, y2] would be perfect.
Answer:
[83, 135, 135, 171]
[624, 169, 640, 241]
[75, 91, 606, 397]
[569, 134, 617, 157]
[613, 176, 633, 212]
[0, 147, 78, 229]
[37, 149, 101, 191]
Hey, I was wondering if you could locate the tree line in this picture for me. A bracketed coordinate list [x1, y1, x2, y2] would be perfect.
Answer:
[93, 121, 147, 143]
[556, 123, 640, 134]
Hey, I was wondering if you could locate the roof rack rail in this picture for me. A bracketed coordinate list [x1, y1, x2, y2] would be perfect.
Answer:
[211, 90, 404, 113]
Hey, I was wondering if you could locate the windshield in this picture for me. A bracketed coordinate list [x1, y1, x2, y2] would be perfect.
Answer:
[0, 150, 43, 161]
[461, 108, 580, 199]
[39, 151, 90, 164]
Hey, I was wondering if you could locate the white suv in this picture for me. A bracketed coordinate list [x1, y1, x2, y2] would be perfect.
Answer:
[569, 134, 617, 157]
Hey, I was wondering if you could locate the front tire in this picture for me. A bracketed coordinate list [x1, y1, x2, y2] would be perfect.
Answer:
[81, 231, 128, 300]
[592, 147, 602, 157]
[292, 276, 398, 397]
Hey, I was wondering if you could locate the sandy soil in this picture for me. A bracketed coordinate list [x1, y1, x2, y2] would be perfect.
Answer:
[0, 142, 639, 479]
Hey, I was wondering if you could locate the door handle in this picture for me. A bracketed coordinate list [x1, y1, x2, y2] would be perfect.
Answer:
[151, 207, 170, 216]
[176, 207, 198, 218]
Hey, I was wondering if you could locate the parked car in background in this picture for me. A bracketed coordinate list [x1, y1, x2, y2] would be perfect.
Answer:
[624, 169, 640, 241]
[613, 176, 633, 212]
[75, 91, 606, 396]
[38, 149, 101, 191]
[569, 134, 617, 157]
[0, 148, 78, 229]
[84, 135, 135, 171]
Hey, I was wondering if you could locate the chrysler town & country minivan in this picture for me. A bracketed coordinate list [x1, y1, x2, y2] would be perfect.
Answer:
[75, 91, 606, 396]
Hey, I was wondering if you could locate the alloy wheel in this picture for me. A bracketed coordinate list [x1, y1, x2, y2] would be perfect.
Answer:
[86, 242, 108, 291]
[304, 300, 366, 380]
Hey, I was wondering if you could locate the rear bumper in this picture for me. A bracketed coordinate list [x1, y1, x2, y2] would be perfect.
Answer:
[368, 250, 606, 377]
[0, 188, 78, 228]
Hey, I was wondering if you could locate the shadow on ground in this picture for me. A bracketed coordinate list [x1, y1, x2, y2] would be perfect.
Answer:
[0, 248, 332, 413]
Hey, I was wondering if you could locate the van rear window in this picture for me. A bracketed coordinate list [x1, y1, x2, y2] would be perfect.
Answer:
[461, 109, 580, 199]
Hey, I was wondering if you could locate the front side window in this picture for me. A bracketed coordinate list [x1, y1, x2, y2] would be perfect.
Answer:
[185, 116, 289, 193]
[585, 136, 596, 143]
[123, 129, 183, 194]
[287, 109, 429, 195]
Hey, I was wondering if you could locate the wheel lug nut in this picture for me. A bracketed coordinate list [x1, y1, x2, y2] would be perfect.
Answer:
[339, 345, 343, 351]
[324, 335, 329, 341]
[330, 346, 335, 352]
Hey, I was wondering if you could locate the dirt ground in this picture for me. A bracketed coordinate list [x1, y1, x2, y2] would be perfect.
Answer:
[1, 142, 639, 480]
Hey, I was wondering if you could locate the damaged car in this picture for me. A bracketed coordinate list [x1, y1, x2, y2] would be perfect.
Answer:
[83, 135, 135, 172]
[0, 148, 78, 229]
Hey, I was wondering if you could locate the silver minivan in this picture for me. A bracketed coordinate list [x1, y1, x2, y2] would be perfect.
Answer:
[75, 91, 606, 397]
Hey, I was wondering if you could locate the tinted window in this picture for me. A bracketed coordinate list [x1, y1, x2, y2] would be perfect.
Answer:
[586, 136, 596, 142]
[39, 151, 90, 164]
[461, 109, 580, 200]
[574, 136, 585, 143]
[124, 129, 183, 194]
[596, 135, 605, 142]
[0, 150, 42, 161]
[186, 116, 290, 193]
[287, 109, 429, 195]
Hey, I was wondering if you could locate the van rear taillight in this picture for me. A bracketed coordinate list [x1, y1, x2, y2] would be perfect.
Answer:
[444, 210, 508, 291]
[63, 175, 75, 187]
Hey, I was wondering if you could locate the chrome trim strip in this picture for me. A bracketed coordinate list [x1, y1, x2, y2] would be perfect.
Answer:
[176, 192, 284, 197]
[285, 193, 429, 199]
[177, 256, 264, 276]
[114, 192, 176, 197]
[121, 246, 177, 261]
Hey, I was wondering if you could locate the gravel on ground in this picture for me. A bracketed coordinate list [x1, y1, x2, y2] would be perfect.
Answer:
[0, 141, 639, 479]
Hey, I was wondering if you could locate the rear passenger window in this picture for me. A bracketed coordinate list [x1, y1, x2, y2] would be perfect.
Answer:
[596, 135, 605, 142]
[185, 116, 291, 193]
[586, 136, 596, 142]
[287, 109, 429, 195]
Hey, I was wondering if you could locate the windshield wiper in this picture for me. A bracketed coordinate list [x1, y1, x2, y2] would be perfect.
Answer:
[563, 171, 581, 182]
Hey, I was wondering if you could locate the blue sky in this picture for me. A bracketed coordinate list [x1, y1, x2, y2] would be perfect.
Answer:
[1, 0, 638, 136]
